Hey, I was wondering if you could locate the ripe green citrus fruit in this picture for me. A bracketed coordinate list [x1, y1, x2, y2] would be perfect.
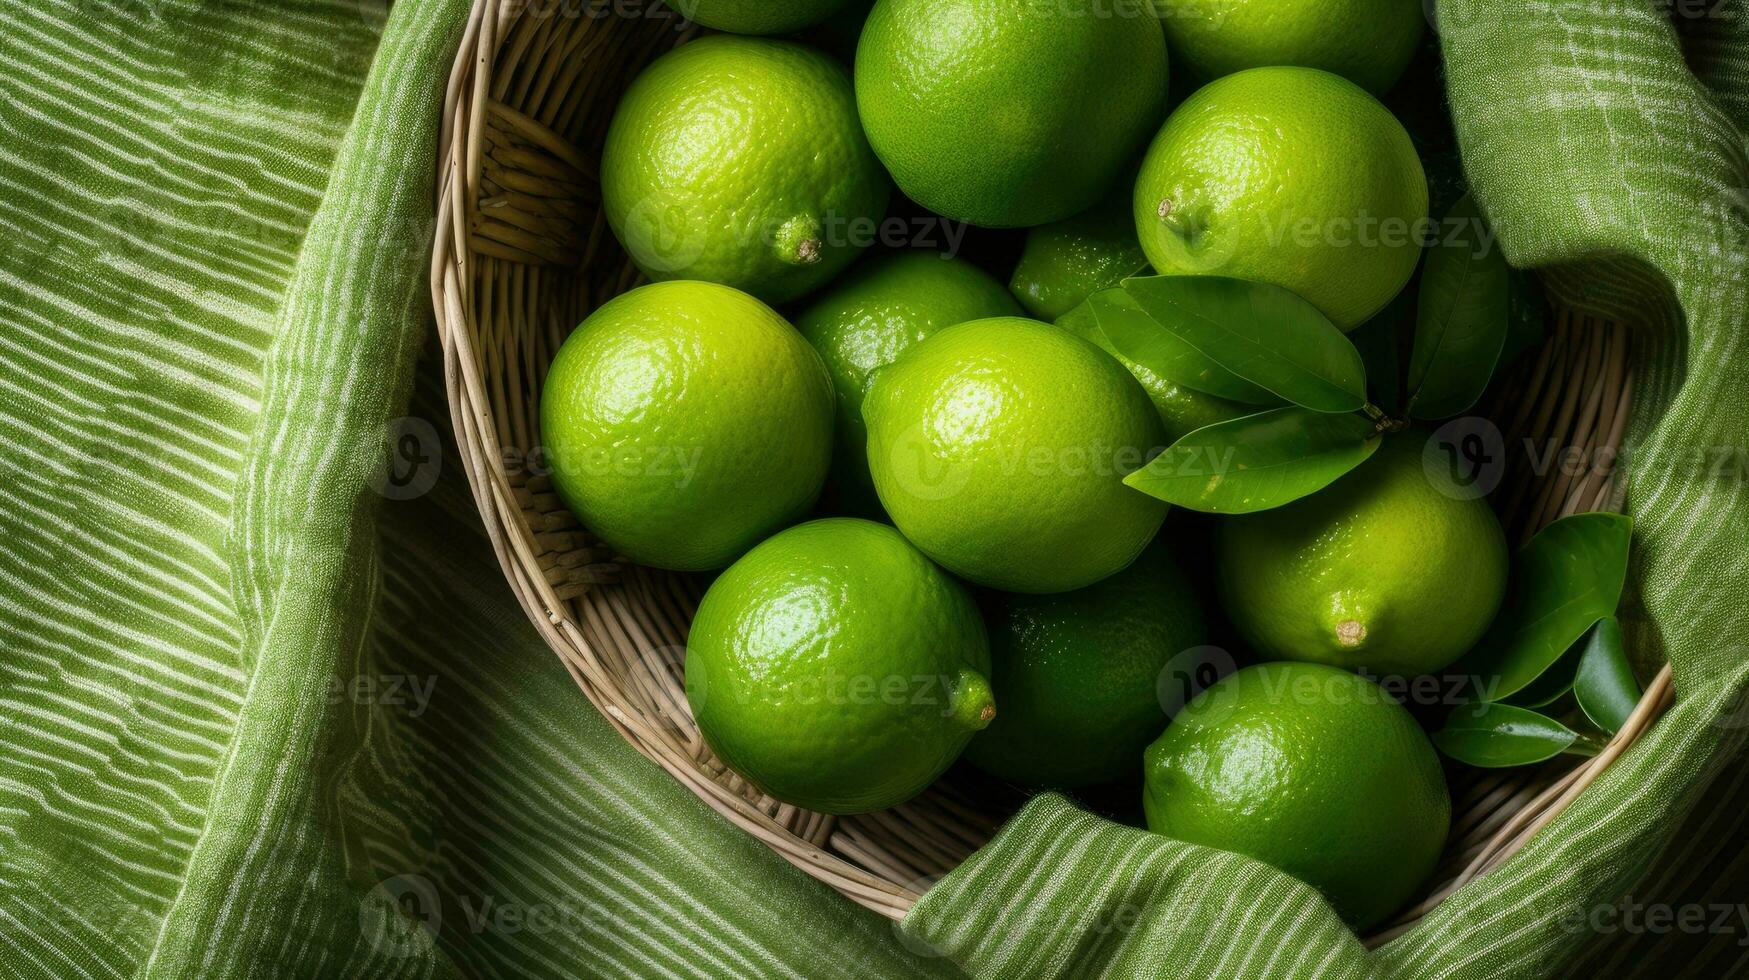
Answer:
[602, 36, 890, 304]
[671, 0, 854, 34]
[1056, 296, 1251, 443]
[796, 253, 1022, 515]
[541, 281, 833, 571]
[1134, 66, 1428, 329]
[1010, 193, 1151, 321]
[1154, 0, 1425, 95]
[862, 317, 1168, 593]
[1143, 662, 1450, 929]
[685, 518, 993, 814]
[963, 541, 1209, 787]
[1216, 435, 1508, 677]
[855, 0, 1168, 227]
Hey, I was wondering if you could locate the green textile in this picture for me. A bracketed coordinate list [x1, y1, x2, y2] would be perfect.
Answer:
[903, 2, 1749, 977]
[0, 1, 947, 977]
[3, 1, 1747, 979]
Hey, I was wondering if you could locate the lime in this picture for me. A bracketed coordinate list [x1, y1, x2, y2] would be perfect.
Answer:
[862, 317, 1168, 593]
[855, 0, 1168, 227]
[1216, 435, 1508, 677]
[602, 36, 890, 303]
[1143, 662, 1450, 929]
[1155, 0, 1425, 95]
[796, 253, 1022, 515]
[541, 281, 833, 571]
[671, 0, 854, 34]
[685, 518, 993, 814]
[1134, 67, 1428, 329]
[1010, 193, 1151, 321]
[1056, 297, 1251, 443]
[963, 541, 1209, 787]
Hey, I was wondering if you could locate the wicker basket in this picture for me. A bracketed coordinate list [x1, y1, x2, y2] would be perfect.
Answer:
[430, 0, 1675, 944]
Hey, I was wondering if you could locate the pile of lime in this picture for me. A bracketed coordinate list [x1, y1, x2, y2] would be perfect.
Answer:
[544, 0, 1525, 931]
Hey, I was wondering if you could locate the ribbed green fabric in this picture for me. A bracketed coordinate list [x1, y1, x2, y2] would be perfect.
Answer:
[0, 1, 949, 977]
[903, 3, 1749, 977]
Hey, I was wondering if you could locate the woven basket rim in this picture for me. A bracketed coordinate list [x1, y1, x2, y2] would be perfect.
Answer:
[429, 0, 1676, 941]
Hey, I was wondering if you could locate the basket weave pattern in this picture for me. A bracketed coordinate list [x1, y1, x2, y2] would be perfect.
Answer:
[431, 0, 1674, 939]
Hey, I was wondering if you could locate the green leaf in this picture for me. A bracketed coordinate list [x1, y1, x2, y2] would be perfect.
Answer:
[1501, 617, 1601, 709]
[1433, 702, 1584, 768]
[1574, 617, 1640, 734]
[1120, 275, 1367, 414]
[1461, 512, 1634, 703]
[1123, 407, 1381, 514]
[1406, 194, 1511, 419]
[1084, 289, 1279, 405]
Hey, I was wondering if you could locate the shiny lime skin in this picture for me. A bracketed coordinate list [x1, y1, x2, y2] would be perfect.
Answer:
[855, 0, 1168, 227]
[540, 281, 833, 571]
[1143, 662, 1450, 929]
[796, 253, 1022, 515]
[1055, 299, 1251, 444]
[964, 541, 1208, 787]
[1134, 67, 1427, 329]
[673, 0, 854, 34]
[1216, 436, 1508, 677]
[1010, 194, 1150, 321]
[1155, 0, 1424, 95]
[685, 519, 993, 814]
[862, 317, 1169, 594]
[602, 37, 890, 303]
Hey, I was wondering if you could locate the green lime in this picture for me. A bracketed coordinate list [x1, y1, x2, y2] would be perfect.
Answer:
[862, 317, 1168, 594]
[1134, 67, 1427, 329]
[796, 253, 1022, 515]
[671, 0, 854, 34]
[541, 281, 833, 571]
[1216, 435, 1508, 677]
[1155, 0, 1425, 95]
[685, 518, 993, 814]
[602, 36, 890, 304]
[963, 541, 1209, 787]
[1010, 193, 1151, 321]
[1143, 661, 1450, 929]
[1056, 298, 1251, 443]
[855, 0, 1168, 227]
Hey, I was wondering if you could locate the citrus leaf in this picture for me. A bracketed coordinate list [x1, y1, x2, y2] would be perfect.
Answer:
[1574, 617, 1640, 734]
[1460, 512, 1634, 703]
[1406, 194, 1510, 419]
[1085, 289, 1279, 405]
[1500, 616, 1602, 709]
[1433, 702, 1583, 768]
[1120, 275, 1367, 414]
[1123, 407, 1381, 514]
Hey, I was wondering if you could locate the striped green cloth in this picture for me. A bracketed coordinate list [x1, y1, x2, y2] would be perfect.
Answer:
[0, 1, 945, 976]
[2, 1, 1746, 979]
[905, 2, 1749, 977]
